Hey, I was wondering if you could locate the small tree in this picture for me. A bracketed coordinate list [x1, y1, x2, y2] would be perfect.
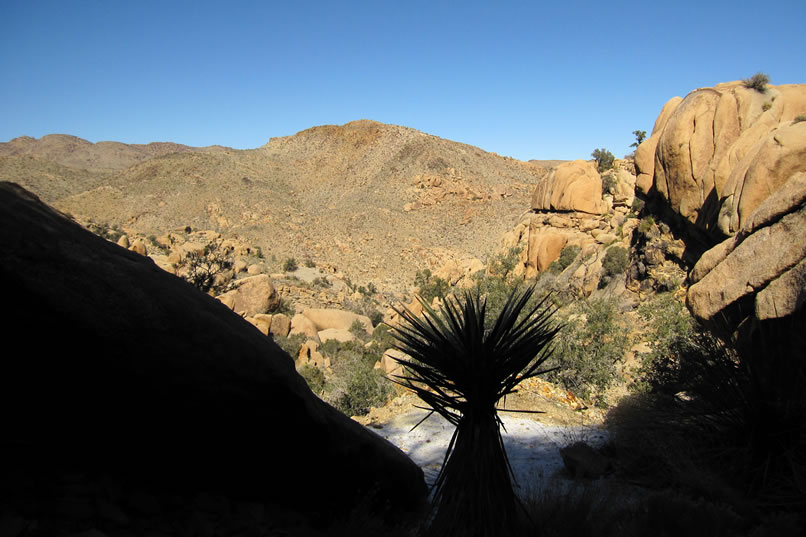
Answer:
[176, 240, 233, 295]
[390, 286, 560, 536]
[630, 130, 647, 148]
[591, 148, 615, 172]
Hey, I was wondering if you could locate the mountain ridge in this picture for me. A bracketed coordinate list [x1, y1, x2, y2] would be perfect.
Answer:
[1, 120, 554, 292]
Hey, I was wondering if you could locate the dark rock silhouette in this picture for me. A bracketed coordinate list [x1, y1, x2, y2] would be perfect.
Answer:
[0, 182, 426, 520]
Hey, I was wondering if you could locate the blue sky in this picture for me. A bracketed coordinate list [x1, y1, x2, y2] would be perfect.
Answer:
[2, 1, 804, 161]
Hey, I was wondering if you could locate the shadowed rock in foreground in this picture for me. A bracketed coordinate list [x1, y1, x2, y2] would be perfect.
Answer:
[0, 182, 426, 519]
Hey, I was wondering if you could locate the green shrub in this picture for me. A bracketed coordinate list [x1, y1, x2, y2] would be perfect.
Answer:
[349, 319, 371, 342]
[414, 269, 451, 303]
[357, 282, 377, 296]
[370, 323, 396, 350]
[742, 72, 770, 93]
[304, 258, 315, 268]
[543, 297, 629, 406]
[591, 148, 615, 172]
[631, 198, 645, 214]
[637, 216, 655, 234]
[343, 295, 383, 327]
[312, 276, 331, 288]
[489, 246, 522, 277]
[298, 364, 325, 394]
[324, 343, 392, 416]
[601, 172, 618, 195]
[602, 246, 629, 278]
[631, 292, 702, 393]
[762, 101, 772, 111]
[272, 332, 306, 358]
[88, 222, 124, 242]
[549, 244, 581, 274]
[283, 257, 298, 272]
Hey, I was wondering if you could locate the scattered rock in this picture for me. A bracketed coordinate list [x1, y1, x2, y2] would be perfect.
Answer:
[269, 312, 291, 337]
[217, 274, 280, 316]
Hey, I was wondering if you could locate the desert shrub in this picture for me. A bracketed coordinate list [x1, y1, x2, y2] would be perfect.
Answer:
[298, 363, 325, 395]
[609, 310, 806, 515]
[544, 297, 629, 406]
[742, 72, 770, 93]
[488, 246, 522, 277]
[631, 292, 703, 393]
[272, 332, 306, 359]
[312, 276, 331, 288]
[349, 319, 371, 342]
[324, 342, 392, 416]
[549, 245, 581, 274]
[88, 222, 124, 242]
[591, 148, 615, 172]
[637, 215, 655, 234]
[370, 323, 396, 350]
[414, 269, 451, 303]
[602, 246, 629, 278]
[343, 295, 383, 327]
[176, 240, 234, 295]
[601, 172, 618, 195]
[253, 246, 264, 259]
[794, 114, 806, 124]
[762, 101, 772, 111]
[631, 197, 645, 214]
[304, 258, 315, 268]
[268, 296, 295, 316]
[283, 257, 298, 272]
[357, 282, 377, 296]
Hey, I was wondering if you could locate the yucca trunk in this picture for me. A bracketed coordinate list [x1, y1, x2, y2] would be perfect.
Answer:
[428, 409, 523, 537]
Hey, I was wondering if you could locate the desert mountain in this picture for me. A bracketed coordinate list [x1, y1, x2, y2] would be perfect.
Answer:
[1, 120, 549, 292]
[0, 133, 230, 170]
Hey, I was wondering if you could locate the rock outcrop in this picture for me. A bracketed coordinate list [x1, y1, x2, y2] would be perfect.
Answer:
[531, 160, 606, 215]
[688, 172, 806, 321]
[636, 81, 806, 322]
[301, 308, 373, 334]
[635, 81, 806, 236]
[0, 183, 426, 518]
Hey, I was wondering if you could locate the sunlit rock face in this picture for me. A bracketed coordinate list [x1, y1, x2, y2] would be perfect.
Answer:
[635, 81, 806, 323]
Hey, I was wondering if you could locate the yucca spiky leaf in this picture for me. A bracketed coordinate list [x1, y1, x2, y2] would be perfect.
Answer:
[388, 284, 560, 536]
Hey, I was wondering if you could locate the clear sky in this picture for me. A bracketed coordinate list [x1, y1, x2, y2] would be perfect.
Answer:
[2, 1, 804, 161]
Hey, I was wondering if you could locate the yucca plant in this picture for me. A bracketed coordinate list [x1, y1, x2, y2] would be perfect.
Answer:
[390, 285, 561, 536]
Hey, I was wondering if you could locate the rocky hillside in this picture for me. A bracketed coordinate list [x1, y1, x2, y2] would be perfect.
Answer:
[1, 121, 548, 293]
